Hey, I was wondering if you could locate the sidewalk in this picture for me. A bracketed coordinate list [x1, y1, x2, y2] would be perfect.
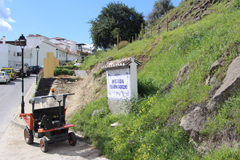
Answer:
[11, 81, 37, 128]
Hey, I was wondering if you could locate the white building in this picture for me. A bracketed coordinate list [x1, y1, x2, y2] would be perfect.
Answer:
[0, 36, 22, 68]
[0, 34, 93, 68]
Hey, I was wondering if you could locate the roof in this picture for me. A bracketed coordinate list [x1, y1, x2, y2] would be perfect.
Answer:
[76, 43, 86, 45]
[101, 57, 141, 69]
[77, 51, 93, 55]
[0, 40, 26, 46]
[27, 34, 43, 37]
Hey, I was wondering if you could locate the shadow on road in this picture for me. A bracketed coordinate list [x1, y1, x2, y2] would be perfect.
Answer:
[28, 135, 105, 159]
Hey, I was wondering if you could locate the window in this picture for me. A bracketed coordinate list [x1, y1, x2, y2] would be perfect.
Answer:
[8, 50, 10, 55]
[6, 69, 11, 73]
[17, 52, 22, 56]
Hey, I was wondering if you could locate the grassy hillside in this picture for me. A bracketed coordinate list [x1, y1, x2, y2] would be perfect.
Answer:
[70, 0, 240, 159]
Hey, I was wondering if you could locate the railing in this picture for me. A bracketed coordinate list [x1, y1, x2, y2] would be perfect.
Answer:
[78, 47, 93, 54]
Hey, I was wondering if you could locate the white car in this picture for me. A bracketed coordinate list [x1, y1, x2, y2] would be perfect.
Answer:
[0, 71, 10, 84]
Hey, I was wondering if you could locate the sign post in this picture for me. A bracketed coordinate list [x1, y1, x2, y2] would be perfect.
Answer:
[102, 57, 141, 114]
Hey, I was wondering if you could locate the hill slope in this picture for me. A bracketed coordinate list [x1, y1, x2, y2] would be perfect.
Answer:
[69, 0, 240, 159]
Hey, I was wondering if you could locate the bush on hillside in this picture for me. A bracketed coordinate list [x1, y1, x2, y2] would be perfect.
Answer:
[147, 0, 175, 24]
[54, 68, 74, 76]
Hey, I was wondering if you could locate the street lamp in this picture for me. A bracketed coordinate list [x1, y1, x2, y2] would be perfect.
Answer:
[56, 48, 58, 58]
[66, 49, 68, 63]
[36, 45, 40, 84]
[19, 34, 26, 114]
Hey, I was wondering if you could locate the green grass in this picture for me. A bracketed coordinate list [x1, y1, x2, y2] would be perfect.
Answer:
[70, 0, 240, 159]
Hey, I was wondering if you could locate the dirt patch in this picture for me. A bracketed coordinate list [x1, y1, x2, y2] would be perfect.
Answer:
[52, 64, 106, 122]
[137, 37, 161, 72]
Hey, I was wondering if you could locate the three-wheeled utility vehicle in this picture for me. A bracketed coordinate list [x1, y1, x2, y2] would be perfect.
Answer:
[19, 89, 77, 152]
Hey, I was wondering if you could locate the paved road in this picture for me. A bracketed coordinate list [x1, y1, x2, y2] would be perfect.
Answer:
[0, 75, 36, 139]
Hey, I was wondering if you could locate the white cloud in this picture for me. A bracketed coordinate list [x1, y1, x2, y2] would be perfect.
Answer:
[0, 0, 15, 32]
[0, 19, 12, 31]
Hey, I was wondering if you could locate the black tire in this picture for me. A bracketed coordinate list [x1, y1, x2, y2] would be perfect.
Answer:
[24, 127, 34, 144]
[68, 132, 77, 146]
[40, 137, 48, 152]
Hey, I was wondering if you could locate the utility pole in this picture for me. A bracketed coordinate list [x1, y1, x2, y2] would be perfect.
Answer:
[117, 34, 119, 51]
[167, 17, 168, 32]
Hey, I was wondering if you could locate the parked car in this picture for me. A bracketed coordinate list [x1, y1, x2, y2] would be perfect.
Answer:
[14, 63, 30, 77]
[0, 71, 10, 84]
[29, 65, 42, 74]
[0, 67, 16, 80]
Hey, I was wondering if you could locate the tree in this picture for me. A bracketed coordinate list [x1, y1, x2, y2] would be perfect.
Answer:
[89, 2, 145, 49]
[148, 0, 175, 24]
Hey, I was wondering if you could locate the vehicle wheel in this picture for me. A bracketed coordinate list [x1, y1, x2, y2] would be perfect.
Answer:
[40, 137, 48, 152]
[68, 132, 77, 146]
[24, 126, 34, 144]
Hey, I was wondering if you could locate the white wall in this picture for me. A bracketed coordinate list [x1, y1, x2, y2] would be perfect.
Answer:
[0, 44, 9, 68]
[26, 36, 43, 49]
[0, 44, 21, 68]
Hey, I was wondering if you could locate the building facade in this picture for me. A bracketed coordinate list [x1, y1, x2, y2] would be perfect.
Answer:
[0, 34, 93, 68]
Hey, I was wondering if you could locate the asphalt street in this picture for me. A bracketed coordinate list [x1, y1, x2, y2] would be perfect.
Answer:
[0, 75, 36, 140]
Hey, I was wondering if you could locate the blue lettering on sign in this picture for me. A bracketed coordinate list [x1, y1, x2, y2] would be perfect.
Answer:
[110, 85, 118, 89]
[118, 85, 127, 89]
[112, 79, 124, 84]
[109, 85, 128, 89]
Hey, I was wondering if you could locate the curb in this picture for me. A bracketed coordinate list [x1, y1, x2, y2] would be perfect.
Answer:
[11, 81, 36, 128]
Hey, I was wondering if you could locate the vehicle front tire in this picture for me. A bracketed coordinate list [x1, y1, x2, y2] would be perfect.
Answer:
[68, 132, 77, 146]
[40, 137, 48, 152]
[24, 126, 34, 144]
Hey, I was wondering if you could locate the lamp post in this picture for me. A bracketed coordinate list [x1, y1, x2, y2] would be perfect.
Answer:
[19, 34, 26, 114]
[66, 49, 68, 63]
[56, 48, 58, 58]
[36, 45, 40, 84]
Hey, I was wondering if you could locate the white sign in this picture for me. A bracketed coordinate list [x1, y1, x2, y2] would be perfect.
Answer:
[56, 95, 63, 102]
[107, 67, 131, 100]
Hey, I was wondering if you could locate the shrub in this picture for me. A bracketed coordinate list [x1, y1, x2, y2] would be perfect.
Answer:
[54, 68, 74, 76]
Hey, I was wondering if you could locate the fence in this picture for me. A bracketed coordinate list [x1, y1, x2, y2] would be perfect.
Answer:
[116, 18, 169, 51]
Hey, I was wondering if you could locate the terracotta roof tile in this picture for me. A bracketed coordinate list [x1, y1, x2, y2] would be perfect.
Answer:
[101, 57, 141, 69]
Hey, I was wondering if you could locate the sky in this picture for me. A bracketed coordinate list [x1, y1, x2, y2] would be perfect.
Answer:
[0, 0, 181, 45]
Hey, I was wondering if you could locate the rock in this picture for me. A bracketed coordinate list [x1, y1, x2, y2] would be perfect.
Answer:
[194, 16, 201, 22]
[206, 51, 230, 85]
[181, 56, 240, 143]
[111, 122, 121, 127]
[205, 60, 221, 85]
[163, 80, 174, 94]
[180, 106, 208, 142]
[74, 70, 88, 77]
[175, 64, 191, 86]
[91, 110, 99, 117]
[202, 10, 212, 17]
[207, 56, 240, 113]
